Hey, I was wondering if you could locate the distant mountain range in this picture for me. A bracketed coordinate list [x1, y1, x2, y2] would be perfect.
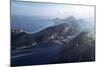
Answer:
[11, 15, 87, 33]
[11, 16, 94, 49]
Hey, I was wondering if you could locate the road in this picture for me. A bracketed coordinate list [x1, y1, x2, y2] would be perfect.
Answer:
[11, 42, 63, 66]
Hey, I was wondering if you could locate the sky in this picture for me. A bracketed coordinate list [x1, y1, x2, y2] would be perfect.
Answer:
[11, 0, 95, 19]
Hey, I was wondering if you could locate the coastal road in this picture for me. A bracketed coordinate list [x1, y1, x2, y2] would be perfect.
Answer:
[11, 42, 63, 66]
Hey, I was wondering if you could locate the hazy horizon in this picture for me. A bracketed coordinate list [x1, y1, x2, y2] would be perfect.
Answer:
[11, 0, 95, 33]
[11, 0, 94, 19]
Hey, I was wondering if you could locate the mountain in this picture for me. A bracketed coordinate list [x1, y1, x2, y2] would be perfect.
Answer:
[11, 16, 95, 64]
[11, 22, 72, 49]
[11, 30, 36, 49]
[11, 22, 95, 63]
[11, 15, 90, 34]
[11, 16, 85, 49]
[11, 16, 94, 50]
[34, 23, 71, 43]
[53, 16, 83, 35]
